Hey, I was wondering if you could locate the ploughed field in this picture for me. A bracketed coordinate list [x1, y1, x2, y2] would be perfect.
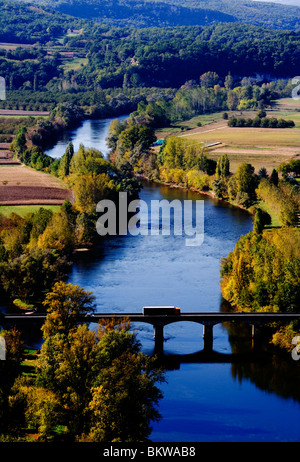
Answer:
[0, 147, 20, 165]
[0, 164, 72, 206]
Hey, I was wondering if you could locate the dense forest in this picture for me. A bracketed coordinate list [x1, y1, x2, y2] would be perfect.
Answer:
[0, 0, 299, 95]
[0, 1, 88, 44]
[76, 23, 300, 89]
[13, 0, 300, 30]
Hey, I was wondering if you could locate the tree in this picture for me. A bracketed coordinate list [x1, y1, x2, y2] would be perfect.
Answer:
[58, 142, 74, 178]
[87, 352, 164, 442]
[224, 73, 233, 90]
[118, 125, 156, 152]
[212, 178, 228, 200]
[258, 167, 268, 179]
[10, 126, 27, 159]
[221, 228, 300, 314]
[270, 168, 279, 186]
[0, 248, 70, 302]
[253, 207, 271, 234]
[36, 316, 165, 441]
[257, 109, 267, 119]
[37, 209, 75, 253]
[41, 282, 95, 338]
[200, 71, 220, 88]
[24, 386, 63, 440]
[234, 163, 258, 202]
[29, 207, 54, 243]
[216, 154, 230, 178]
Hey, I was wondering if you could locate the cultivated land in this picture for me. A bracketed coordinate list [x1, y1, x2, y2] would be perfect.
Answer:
[0, 204, 61, 217]
[0, 109, 49, 117]
[156, 99, 300, 173]
[0, 164, 72, 207]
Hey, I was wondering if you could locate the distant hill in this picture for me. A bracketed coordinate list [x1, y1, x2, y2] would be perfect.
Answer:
[10, 0, 300, 30]
[253, 0, 300, 5]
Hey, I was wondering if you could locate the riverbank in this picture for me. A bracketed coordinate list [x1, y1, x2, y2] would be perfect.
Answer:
[135, 172, 255, 217]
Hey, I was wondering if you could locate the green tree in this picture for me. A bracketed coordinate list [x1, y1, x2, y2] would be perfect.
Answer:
[58, 142, 74, 178]
[10, 126, 27, 159]
[87, 352, 164, 442]
[36, 316, 165, 441]
[253, 207, 271, 234]
[41, 282, 95, 338]
[0, 248, 70, 302]
[270, 168, 279, 186]
[234, 162, 258, 202]
[216, 154, 230, 178]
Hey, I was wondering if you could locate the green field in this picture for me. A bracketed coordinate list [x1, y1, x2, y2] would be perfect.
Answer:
[182, 126, 300, 148]
[0, 204, 61, 217]
[156, 111, 225, 137]
[60, 57, 89, 72]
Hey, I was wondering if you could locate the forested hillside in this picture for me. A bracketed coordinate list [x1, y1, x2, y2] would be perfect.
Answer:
[0, 0, 299, 94]
[11, 0, 300, 29]
[0, 1, 89, 44]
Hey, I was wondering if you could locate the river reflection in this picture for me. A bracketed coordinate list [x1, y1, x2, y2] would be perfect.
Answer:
[44, 115, 129, 159]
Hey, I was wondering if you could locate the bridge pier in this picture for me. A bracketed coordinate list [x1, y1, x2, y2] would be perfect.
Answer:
[203, 324, 213, 351]
[251, 323, 263, 349]
[154, 323, 164, 351]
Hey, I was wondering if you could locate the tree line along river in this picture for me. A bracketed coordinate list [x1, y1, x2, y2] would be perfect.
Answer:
[4, 116, 300, 442]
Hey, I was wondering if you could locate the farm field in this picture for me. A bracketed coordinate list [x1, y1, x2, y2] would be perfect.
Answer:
[155, 98, 300, 173]
[0, 164, 72, 208]
[0, 204, 61, 217]
[60, 57, 89, 72]
[179, 126, 300, 173]
[0, 109, 49, 117]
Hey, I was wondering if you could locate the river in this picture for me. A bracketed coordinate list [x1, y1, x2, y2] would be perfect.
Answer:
[28, 117, 300, 441]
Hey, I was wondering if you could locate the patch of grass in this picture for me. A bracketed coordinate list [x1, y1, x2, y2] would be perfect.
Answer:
[256, 200, 281, 228]
[13, 299, 35, 310]
[0, 204, 61, 217]
[156, 112, 225, 136]
[207, 152, 289, 174]
[0, 114, 48, 119]
[60, 57, 88, 72]
[179, 111, 224, 129]
[21, 349, 39, 377]
[185, 127, 300, 147]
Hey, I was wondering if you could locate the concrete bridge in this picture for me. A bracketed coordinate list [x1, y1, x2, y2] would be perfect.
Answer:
[2, 311, 300, 351]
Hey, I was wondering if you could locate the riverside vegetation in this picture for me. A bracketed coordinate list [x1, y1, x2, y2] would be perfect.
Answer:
[0, 0, 299, 442]
[0, 288, 164, 441]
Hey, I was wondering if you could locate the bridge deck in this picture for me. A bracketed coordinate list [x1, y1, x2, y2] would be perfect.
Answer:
[2, 311, 300, 326]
